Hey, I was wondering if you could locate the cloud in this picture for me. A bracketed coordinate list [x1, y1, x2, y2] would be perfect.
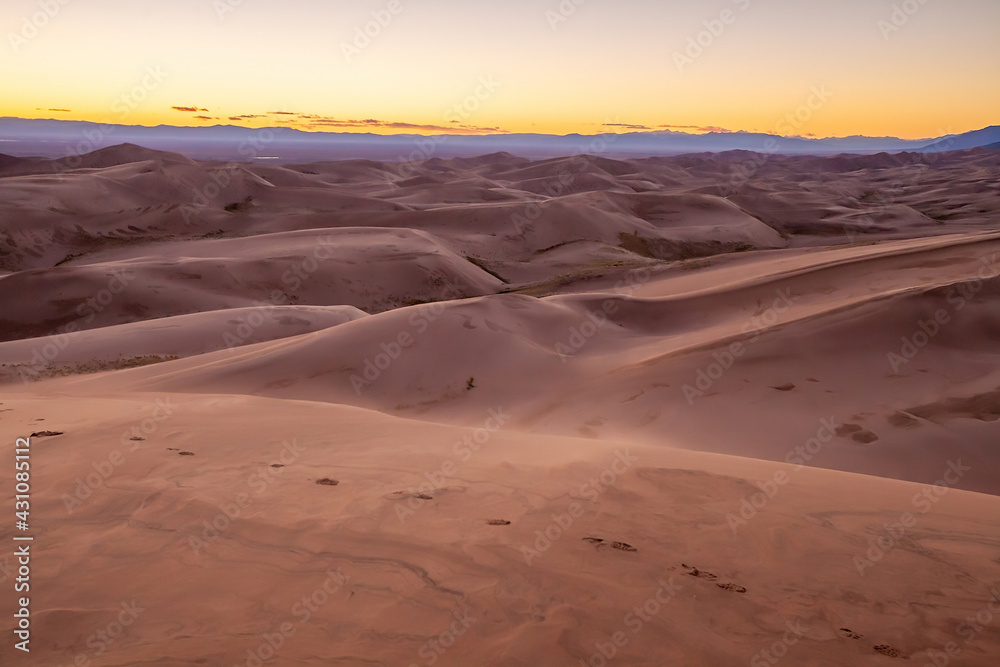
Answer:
[603, 122, 651, 130]
[659, 124, 733, 134]
[220, 111, 507, 134]
[172, 106, 209, 112]
[194, 115, 218, 120]
[299, 116, 506, 134]
[38, 107, 72, 112]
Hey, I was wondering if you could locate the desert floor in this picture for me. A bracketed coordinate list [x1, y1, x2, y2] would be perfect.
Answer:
[1, 145, 999, 665]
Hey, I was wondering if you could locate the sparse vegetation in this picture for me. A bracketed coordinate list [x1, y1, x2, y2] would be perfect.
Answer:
[224, 196, 253, 212]
[10, 354, 179, 381]
[54, 252, 82, 267]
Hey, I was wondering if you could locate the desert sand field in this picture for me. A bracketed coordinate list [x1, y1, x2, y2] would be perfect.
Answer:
[2, 145, 999, 665]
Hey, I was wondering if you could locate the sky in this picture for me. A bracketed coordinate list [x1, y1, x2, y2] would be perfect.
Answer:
[2, 0, 998, 139]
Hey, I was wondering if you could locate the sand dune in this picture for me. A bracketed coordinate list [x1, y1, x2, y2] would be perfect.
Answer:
[2, 144, 999, 664]
[0, 394, 998, 665]
[0, 304, 366, 381]
[51, 230, 1000, 494]
[0, 227, 505, 339]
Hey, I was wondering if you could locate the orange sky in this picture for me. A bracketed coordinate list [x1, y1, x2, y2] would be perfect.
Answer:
[2, 0, 997, 139]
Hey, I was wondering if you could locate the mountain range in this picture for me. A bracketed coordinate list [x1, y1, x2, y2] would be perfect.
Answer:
[1, 116, 997, 162]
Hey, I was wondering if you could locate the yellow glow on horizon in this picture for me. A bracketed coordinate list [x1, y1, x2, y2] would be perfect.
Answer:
[4, 104, 995, 142]
[0, 0, 996, 142]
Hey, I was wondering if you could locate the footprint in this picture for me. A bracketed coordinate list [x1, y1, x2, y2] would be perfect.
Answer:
[851, 430, 879, 444]
[178, 451, 195, 456]
[681, 564, 718, 581]
[316, 478, 339, 486]
[486, 519, 511, 526]
[716, 583, 747, 593]
[681, 565, 745, 591]
[772, 384, 796, 392]
[582, 538, 637, 553]
[29, 430, 63, 437]
[836, 424, 863, 437]
[271, 464, 284, 469]
[836, 424, 879, 444]
[840, 628, 862, 640]
[130, 436, 145, 442]
[873, 645, 900, 658]
[393, 491, 433, 500]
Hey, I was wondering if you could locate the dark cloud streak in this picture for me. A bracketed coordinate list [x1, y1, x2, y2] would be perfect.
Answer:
[659, 124, 733, 133]
[223, 110, 506, 134]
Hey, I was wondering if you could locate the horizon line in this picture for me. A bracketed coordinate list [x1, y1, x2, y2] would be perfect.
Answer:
[5, 115, 997, 143]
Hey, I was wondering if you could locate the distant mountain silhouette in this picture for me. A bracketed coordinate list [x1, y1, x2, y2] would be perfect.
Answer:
[0, 117, 995, 161]
[919, 126, 1000, 153]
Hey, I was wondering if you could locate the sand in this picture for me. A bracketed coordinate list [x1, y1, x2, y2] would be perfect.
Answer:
[1, 144, 999, 665]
